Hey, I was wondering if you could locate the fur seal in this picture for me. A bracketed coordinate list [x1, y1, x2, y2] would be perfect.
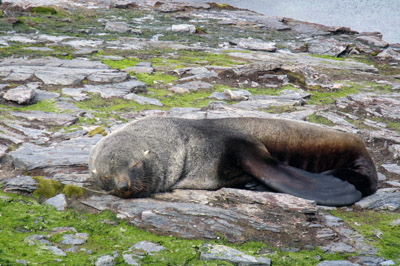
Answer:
[89, 117, 378, 206]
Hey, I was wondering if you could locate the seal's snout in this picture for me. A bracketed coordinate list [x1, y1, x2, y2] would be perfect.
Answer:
[117, 181, 130, 192]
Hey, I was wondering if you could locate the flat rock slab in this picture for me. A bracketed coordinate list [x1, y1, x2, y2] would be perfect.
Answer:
[355, 188, 400, 211]
[10, 111, 78, 126]
[7, 135, 102, 170]
[0, 57, 127, 86]
[3, 175, 38, 193]
[200, 243, 271, 265]
[83, 188, 351, 247]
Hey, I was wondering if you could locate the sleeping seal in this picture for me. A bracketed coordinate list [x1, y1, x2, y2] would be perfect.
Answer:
[89, 117, 378, 206]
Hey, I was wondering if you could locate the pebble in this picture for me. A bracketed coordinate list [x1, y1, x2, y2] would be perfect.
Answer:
[129, 241, 166, 255]
[200, 243, 271, 265]
[3, 86, 36, 104]
[45, 194, 67, 211]
[316, 261, 359, 266]
[171, 24, 196, 33]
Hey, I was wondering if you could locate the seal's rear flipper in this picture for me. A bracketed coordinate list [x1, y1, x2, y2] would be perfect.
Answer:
[235, 142, 362, 206]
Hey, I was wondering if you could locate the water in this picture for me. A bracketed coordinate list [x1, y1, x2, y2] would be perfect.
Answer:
[191, 0, 400, 43]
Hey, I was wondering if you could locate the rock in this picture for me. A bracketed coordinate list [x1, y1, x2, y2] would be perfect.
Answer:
[224, 89, 251, 101]
[169, 81, 212, 94]
[171, 24, 196, 34]
[377, 48, 400, 61]
[381, 164, 400, 175]
[62, 88, 89, 101]
[3, 175, 38, 193]
[355, 189, 400, 211]
[233, 38, 276, 52]
[0, 123, 26, 144]
[42, 246, 67, 257]
[105, 21, 132, 33]
[316, 261, 359, 266]
[24, 235, 51, 246]
[125, 62, 154, 74]
[175, 67, 219, 81]
[3, 86, 36, 104]
[129, 241, 166, 255]
[307, 38, 349, 57]
[59, 233, 89, 245]
[45, 194, 67, 211]
[123, 93, 163, 106]
[82, 188, 323, 245]
[10, 111, 78, 126]
[95, 254, 116, 266]
[323, 242, 355, 253]
[33, 89, 60, 102]
[7, 135, 102, 170]
[122, 254, 140, 266]
[392, 219, 400, 226]
[200, 244, 271, 265]
[87, 71, 129, 83]
[356, 35, 389, 48]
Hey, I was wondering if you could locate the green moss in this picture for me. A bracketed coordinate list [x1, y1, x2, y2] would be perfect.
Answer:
[101, 57, 140, 69]
[263, 105, 298, 114]
[33, 177, 63, 199]
[88, 126, 107, 137]
[310, 54, 346, 61]
[62, 185, 85, 198]
[30, 6, 58, 15]
[306, 114, 336, 126]
[333, 210, 400, 262]
[286, 72, 306, 87]
[307, 86, 359, 105]
[10, 99, 59, 113]
[134, 72, 178, 85]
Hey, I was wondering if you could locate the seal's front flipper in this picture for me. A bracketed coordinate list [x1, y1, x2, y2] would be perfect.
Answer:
[234, 142, 362, 206]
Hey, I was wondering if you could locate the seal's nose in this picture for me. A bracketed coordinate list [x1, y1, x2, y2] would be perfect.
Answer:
[118, 181, 130, 192]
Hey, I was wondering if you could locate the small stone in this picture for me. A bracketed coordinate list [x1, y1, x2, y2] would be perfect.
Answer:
[129, 241, 166, 255]
[316, 260, 359, 266]
[377, 48, 400, 61]
[45, 194, 67, 211]
[42, 246, 67, 257]
[4, 176, 38, 193]
[200, 243, 270, 265]
[381, 164, 400, 175]
[59, 233, 89, 245]
[105, 21, 132, 33]
[392, 219, 400, 226]
[95, 254, 117, 266]
[223, 89, 251, 101]
[381, 260, 396, 265]
[16, 260, 27, 266]
[122, 254, 140, 266]
[125, 62, 154, 74]
[356, 36, 389, 48]
[234, 38, 276, 52]
[171, 24, 196, 34]
[24, 235, 51, 246]
[87, 71, 129, 83]
[3, 86, 36, 104]
[124, 93, 163, 106]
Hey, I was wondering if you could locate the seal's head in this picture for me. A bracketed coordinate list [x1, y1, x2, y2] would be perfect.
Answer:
[91, 160, 153, 198]
[89, 137, 155, 198]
